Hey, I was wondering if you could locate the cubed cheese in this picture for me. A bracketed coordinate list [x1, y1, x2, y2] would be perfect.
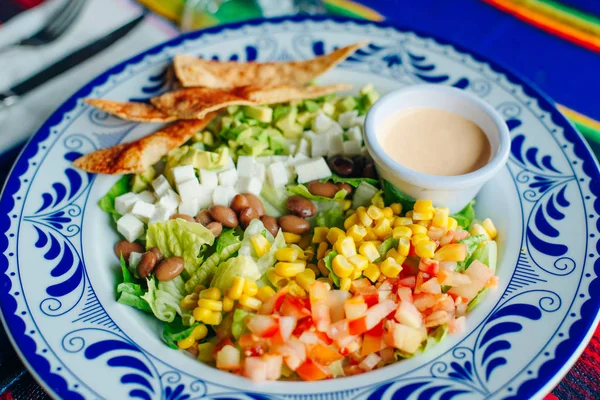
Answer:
[129, 252, 142, 269]
[177, 179, 202, 202]
[267, 161, 289, 187]
[172, 165, 196, 185]
[237, 176, 263, 195]
[151, 175, 171, 197]
[256, 156, 272, 164]
[311, 137, 328, 158]
[312, 112, 334, 133]
[346, 126, 363, 142]
[322, 122, 343, 136]
[114, 192, 138, 215]
[157, 189, 180, 211]
[287, 143, 298, 155]
[178, 198, 200, 217]
[293, 153, 310, 164]
[303, 130, 318, 143]
[149, 206, 173, 225]
[117, 214, 145, 243]
[338, 110, 359, 129]
[296, 138, 310, 156]
[236, 156, 256, 178]
[137, 190, 156, 204]
[295, 157, 332, 183]
[196, 187, 213, 209]
[328, 134, 344, 156]
[131, 201, 156, 223]
[343, 140, 362, 156]
[272, 156, 288, 163]
[252, 163, 266, 181]
[352, 115, 366, 127]
[218, 168, 238, 187]
[212, 186, 237, 206]
[199, 169, 218, 189]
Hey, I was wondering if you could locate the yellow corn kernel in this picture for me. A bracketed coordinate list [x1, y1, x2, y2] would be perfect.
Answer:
[344, 213, 359, 230]
[257, 286, 276, 302]
[313, 227, 329, 243]
[275, 261, 306, 277]
[409, 224, 428, 235]
[197, 298, 223, 312]
[267, 268, 288, 287]
[244, 280, 258, 296]
[363, 227, 378, 241]
[339, 277, 352, 291]
[348, 254, 369, 271]
[382, 207, 394, 219]
[192, 324, 208, 340]
[296, 268, 316, 291]
[204, 311, 223, 325]
[412, 233, 430, 245]
[283, 232, 302, 244]
[363, 263, 381, 282]
[415, 241, 436, 258]
[327, 227, 346, 244]
[386, 248, 401, 261]
[200, 287, 222, 301]
[350, 267, 362, 280]
[228, 277, 246, 300]
[367, 205, 384, 220]
[193, 307, 211, 322]
[317, 259, 330, 276]
[470, 223, 491, 239]
[373, 218, 392, 239]
[197, 342, 216, 362]
[417, 220, 431, 228]
[222, 296, 234, 312]
[239, 294, 262, 310]
[180, 293, 199, 310]
[359, 242, 380, 262]
[357, 207, 373, 227]
[177, 336, 196, 349]
[347, 224, 367, 242]
[414, 199, 433, 213]
[394, 217, 413, 227]
[307, 263, 320, 277]
[343, 199, 352, 211]
[291, 244, 306, 259]
[303, 246, 315, 262]
[447, 217, 458, 231]
[432, 208, 449, 228]
[397, 237, 410, 257]
[482, 218, 498, 239]
[317, 242, 329, 260]
[316, 277, 332, 288]
[390, 203, 403, 215]
[250, 233, 271, 257]
[335, 236, 357, 258]
[412, 211, 434, 221]
[392, 226, 412, 239]
[276, 247, 299, 262]
[332, 254, 354, 278]
[286, 281, 306, 297]
[193, 284, 206, 294]
[380, 257, 403, 278]
[371, 194, 385, 208]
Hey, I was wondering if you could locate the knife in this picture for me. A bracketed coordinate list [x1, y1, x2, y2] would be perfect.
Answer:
[0, 13, 146, 110]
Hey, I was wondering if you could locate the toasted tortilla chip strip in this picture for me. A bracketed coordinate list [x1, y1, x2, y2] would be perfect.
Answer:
[84, 99, 177, 123]
[174, 41, 369, 88]
[236, 83, 352, 104]
[73, 114, 216, 174]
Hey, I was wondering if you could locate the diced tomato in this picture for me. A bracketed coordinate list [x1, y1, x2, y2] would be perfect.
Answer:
[308, 344, 344, 365]
[413, 293, 438, 312]
[238, 334, 268, 357]
[366, 320, 384, 336]
[271, 316, 296, 345]
[449, 260, 493, 301]
[311, 300, 331, 332]
[213, 337, 234, 356]
[432, 294, 455, 313]
[448, 316, 466, 334]
[399, 276, 416, 288]
[296, 359, 330, 381]
[315, 331, 333, 345]
[259, 287, 288, 315]
[349, 300, 396, 335]
[293, 316, 313, 336]
[272, 337, 306, 371]
[408, 243, 418, 257]
[355, 286, 378, 307]
[349, 316, 368, 336]
[438, 269, 472, 286]
[281, 295, 311, 320]
[361, 333, 385, 356]
[419, 277, 442, 294]
[419, 258, 440, 276]
[247, 315, 279, 338]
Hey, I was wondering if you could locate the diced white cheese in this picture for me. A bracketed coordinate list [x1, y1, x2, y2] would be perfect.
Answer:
[343, 140, 362, 156]
[196, 187, 213, 209]
[287, 143, 297, 155]
[236, 156, 256, 178]
[131, 201, 156, 223]
[296, 138, 310, 156]
[137, 190, 156, 204]
[328, 134, 344, 156]
[221, 156, 235, 171]
[311, 137, 328, 158]
[267, 161, 289, 187]
[295, 157, 332, 183]
[293, 153, 310, 163]
[255, 156, 272, 165]
[117, 214, 145, 243]
[252, 163, 266, 182]
[129, 252, 142, 269]
[178, 198, 200, 217]
[218, 168, 238, 187]
[157, 189, 180, 211]
[346, 126, 363, 143]
[199, 169, 218, 190]
[172, 165, 196, 185]
[237, 176, 263, 195]
[303, 130, 318, 143]
[212, 186, 231, 206]
[272, 156, 288, 163]
[352, 115, 366, 127]
[322, 122, 343, 136]
[177, 179, 203, 202]
[149, 206, 173, 225]
[114, 192, 138, 215]
[312, 112, 334, 133]
[151, 175, 171, 197]
[338, 110, 359, 129]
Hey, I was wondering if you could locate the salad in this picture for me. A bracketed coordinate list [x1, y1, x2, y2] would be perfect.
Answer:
[100, 87, 499, 381]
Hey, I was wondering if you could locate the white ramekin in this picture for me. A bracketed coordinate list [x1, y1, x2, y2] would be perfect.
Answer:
[364, 84, 511, 214]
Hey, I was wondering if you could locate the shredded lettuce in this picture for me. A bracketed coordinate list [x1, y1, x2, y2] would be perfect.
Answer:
[162, 318, 201, 349]
[287, 183, 347, 202]
[146, 219, 214, 278]
[351, 181, 380, 209]
[452, 200, 476, 229]
[141, 276, 187, 323]
[455, 234, 487, 272]
[232, 308, 254, 339]
[470, 240, 497, 273]
[210, 255, 261, 292]
[314, 201, 345, 229]
[394, 350, 415, 360]
[382, 180, 415, 211]
[420, 324, 448, 352]
[322, 250, 341, 287]
[116, 255, 151, 313]
[320, 174, 379, 188]
[238, 219, 286, 274]
[467, 288, 488, 312]
[376, 237, 399, 262]
[99, 176, 131, 223]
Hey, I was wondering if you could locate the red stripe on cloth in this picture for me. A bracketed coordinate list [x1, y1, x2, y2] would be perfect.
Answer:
[11, 0, 44, 9]
[0, 391, 14, 400]
[544, 394, 559, 400]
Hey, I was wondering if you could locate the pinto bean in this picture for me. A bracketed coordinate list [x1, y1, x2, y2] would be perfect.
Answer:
[206, 221, 223, 237]
[286, 195, 316, 218]
[155, 256, 185, 281]
[279, 215, 310, 235]
[170, 213, 195, 222]
[195, 209, 214, 225]
[336, 183, 353, 195]
[114, 240, 144, 261]
[261, 216, 280, 237]
[239, 207, 260, 228]
[307, 181, 339, 198]
[230, 194, 250, 214]
[137, 251, 158, 279]
[209, 205, 238, 228]
[242, 193, 265, 217]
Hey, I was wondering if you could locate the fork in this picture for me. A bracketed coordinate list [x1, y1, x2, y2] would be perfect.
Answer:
[0, 0, 88, 55]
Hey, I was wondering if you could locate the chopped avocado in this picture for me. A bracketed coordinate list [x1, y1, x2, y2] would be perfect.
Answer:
[337, 96, 358, 112]
[242, 138, 269, 156]
[269, 134, 287, 154]
[219, 116, 234, 131]
[304, 100, 320, 113]
[363, 91, 380, 109]
[131, 166, 156, 193]
[273, 105, 293, 121]
[203, 131, 214, 145]
[222, 124, 250, 140]
[321, 101, 336, 116]
[360, 84, 375, 96]
[165, 146, 229, 184]
[226, 105, 240, 115]
[191, 142, 206, 150]
[296, 111, 313, 128]
[276, 108, 303, 138]
[231, 110, 244, 121]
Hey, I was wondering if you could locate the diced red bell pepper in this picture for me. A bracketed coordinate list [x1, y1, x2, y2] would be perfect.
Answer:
[308, 344, 344, 365]
[296, 359, 330, 381]
[280, 295, 311, 320]
[418, 258, 440, 276]
[293, 316, 313, 336]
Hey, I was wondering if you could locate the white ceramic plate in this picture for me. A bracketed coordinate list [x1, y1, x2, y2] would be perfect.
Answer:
[1, 16, 599, 400]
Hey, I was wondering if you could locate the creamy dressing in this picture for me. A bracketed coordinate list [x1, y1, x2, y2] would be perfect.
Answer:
[379, 107, 491, 176]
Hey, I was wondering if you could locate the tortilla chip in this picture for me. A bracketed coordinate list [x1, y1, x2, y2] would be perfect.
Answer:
[174, 41, 369, 88]
[73, 114, 216, 174]
[84, 99, 177, 122]
[236, 84, 352, 105]
[150, 87, 254, 120]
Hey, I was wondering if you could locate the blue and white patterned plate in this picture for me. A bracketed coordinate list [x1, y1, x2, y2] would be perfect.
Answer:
[1, 16, 599, 400]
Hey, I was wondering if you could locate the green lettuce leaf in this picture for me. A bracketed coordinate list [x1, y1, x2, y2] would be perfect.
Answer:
[352, 181, 380, 209]
[394, 350, 415, 360]
[455, 234, 487, 272]
[232, 308, 254, 339]
[451, 200, 476, 229]
[470, 240, 497, 273]
[287, 184, 347, 202]
[420, 324, 449, 352]
[467, 288, 488, 312]
[99, 176, 131, 223]
[321, 174, 379, 188]
[146, 219, 215, 278]
[314, 201, 345, 229]
[210, 255, 261, 292]
[322, 250, 341, 287]
[376, 237, 399, 262]
[141, 276, 187, 323]
[116, 255, 151, 313]
[162, 318, 200, 349]
[238, 219, 286, 274]
[382, 180, 415, 211]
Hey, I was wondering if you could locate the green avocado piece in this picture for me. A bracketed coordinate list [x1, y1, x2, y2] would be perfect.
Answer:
[304, 100, 320, 113]
[337, 96, 358, 112]
[321, 101, 335, 116]
[165, 146, 229, 185]
[131, 166, 156, 193]
[242, 139, 269, 156]
[243, 106, 273, 123]
[219, 116, 234, 131]
[276, 108, 303, 138]
[226, 105, 240, 115]
[363, 91, 380, 109]
[296, 111, 313, 128]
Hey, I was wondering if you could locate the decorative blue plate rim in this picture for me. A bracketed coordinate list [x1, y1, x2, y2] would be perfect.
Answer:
[0, 15, 598, 399]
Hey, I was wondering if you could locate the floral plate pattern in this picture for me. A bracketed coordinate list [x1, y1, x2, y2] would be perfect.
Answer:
[0, 16, 599, 400]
